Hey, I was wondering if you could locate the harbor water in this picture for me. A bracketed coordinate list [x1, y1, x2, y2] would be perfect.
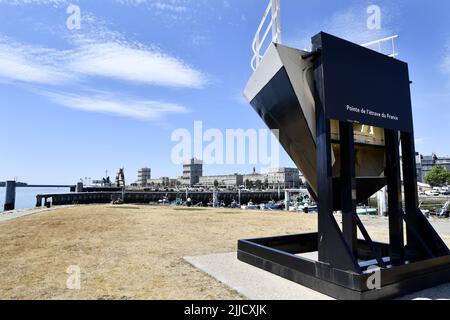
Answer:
[0, 187, 70, 212]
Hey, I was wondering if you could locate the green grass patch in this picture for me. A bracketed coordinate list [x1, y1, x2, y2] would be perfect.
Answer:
[174, 207, 208, 211]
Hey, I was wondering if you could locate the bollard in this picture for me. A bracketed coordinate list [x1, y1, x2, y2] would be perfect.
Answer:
[36, 196, 43, 208]
[45, 197, 52, 208]
[377, 186, 387, 216]
[284, 190, 290, 211]
[76, 182, 83, 193]
[4, 181, 16, 211]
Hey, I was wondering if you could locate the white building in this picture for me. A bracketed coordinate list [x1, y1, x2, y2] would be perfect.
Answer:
[268, 168, 301, 188]
[137, 167, 151, 186]
[181, 158, 203, 186]
[198, 174, 243, 188]
[148, 177, 170, 187]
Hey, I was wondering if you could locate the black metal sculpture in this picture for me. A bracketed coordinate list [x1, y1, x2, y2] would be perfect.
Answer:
[239, 32, 450, 300]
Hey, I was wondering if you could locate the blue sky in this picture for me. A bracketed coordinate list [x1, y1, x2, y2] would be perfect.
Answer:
[0, 0, 449, 184]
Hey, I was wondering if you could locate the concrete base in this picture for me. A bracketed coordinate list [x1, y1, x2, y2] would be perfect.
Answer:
[184, 252, 450, 300]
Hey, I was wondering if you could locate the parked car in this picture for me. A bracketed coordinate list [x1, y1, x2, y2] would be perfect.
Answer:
[425, 190, 440, 197]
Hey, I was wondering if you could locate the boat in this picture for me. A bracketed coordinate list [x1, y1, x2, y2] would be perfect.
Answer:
[229, 200, 240, 209]
[158, 197, 169, 205]
[438, 201, 450, 218]
[260, 200, 283, 211]
[356, 207, 378, 216]
[241, 201, 258, 210]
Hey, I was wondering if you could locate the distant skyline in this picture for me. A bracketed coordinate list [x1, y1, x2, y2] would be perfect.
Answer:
[1, 0, 450, 184]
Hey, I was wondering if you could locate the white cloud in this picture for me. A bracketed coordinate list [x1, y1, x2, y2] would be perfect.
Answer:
[112, 0, 189, 13]
[41, 90, 189, 120]
[233, 91, 247, 105]
[0, 34, 207, 88]
[68, 38, 206, 88]
[0, 5, 205, 121]
[444, 43, 450, 74]
[0, 38, 72, 85]
[0, 0, 68, 5]
[324, 8, 391, 44]
[112, 0, 146, 5]
[152, 1, 187, 13]
[286, 5, 395, 51]
[445, 58, 450, 73]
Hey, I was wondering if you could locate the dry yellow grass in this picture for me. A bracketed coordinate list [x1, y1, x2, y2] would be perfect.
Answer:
[0, 205, 318, 300]
[0, 205, 448, 300]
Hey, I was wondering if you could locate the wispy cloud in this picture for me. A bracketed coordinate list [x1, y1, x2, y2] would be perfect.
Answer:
[68, 37, 206, 88]
[0, 37, 72, 85]
[324, 7, 392, 44]
[0, 33, 207, 88]
[40, 90, 190, 120]
[0, 10, 205, 121]
[0, 0, 68, 6]
[0, 0, 192, 13]
[112, 0, 189, 13]
[286, 5, 396, 51]
[152, 1, 188, 13]
[444, 42, 450, 74]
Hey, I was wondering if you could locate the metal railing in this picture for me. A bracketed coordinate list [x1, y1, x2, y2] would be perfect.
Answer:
[361, 35, 399, 58]
[251, 0, 282, 71]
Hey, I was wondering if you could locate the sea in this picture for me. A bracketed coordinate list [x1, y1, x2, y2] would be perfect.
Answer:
[0, 187, 70, 212]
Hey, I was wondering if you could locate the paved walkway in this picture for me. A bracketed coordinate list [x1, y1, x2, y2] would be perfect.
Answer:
[0, 206, 74, 222]
[185, 252, 450, 300]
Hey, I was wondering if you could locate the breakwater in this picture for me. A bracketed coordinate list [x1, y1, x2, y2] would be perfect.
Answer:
[36, 190, 285, 207]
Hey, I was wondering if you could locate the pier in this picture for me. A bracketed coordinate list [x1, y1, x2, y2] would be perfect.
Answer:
[24, 185, 74, 188]
[35, 190, 284, 208]
[2, 182, 75, 211]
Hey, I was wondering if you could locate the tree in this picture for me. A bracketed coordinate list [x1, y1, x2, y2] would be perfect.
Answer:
[425, 166, 450, 187]
[213, 180, 219, 188]
[255, 180, 262, 190]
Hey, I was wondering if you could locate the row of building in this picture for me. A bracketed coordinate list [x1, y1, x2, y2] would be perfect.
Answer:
[136, 158, 303, 189]
[416, 154, 450, 183]
[136, 153, 450, 189]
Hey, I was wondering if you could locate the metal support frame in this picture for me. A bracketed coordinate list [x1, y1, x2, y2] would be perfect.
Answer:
[238, 115, 450, 298]
[238, 37, 450, 300]
[340, 122, 358, 256]
[385, 129, 405, 262]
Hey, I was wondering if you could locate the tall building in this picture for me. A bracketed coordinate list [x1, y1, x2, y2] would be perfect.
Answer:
[137, 167, 151, 186]
[182, 158, 203, 186]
